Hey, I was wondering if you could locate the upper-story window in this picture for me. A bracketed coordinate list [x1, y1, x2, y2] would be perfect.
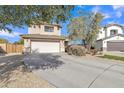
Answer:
[44, 26, 54, 32]
[110, 29, 118, 36]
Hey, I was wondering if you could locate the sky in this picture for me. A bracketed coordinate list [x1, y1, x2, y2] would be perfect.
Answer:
[0, 5, 124, 43]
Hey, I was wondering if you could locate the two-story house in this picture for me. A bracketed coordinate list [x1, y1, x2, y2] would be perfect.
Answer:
[95, 23, 124, 52]
[21, 22, 65, 53]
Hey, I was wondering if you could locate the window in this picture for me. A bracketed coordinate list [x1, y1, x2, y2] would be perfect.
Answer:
[33, 25, 36, 28]
[110, 29, 118, 36]
[44, 26, 54, 32]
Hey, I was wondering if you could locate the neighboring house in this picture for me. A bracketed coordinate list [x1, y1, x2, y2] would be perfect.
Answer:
[95, 23, 124, 52]
[21, 22, 65, 53]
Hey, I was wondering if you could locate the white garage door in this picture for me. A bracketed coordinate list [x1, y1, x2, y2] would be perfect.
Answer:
[31, 41, 60, 53]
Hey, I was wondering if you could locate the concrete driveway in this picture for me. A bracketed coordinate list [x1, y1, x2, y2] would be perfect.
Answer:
[24, 53, 124, 88]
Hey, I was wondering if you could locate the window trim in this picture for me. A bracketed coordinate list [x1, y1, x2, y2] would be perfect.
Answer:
[110, 29, 118, 36]
[44, 26, 54, 32]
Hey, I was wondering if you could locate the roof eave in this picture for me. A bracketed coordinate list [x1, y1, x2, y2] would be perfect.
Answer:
[20, 35, 65, 40]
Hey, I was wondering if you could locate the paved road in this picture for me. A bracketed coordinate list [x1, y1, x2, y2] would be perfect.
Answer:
[26, 53, 124, 88]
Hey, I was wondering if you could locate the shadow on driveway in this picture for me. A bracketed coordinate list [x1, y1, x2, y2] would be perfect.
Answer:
[0, 55, 25, 86]
[24, 53, 64, 70]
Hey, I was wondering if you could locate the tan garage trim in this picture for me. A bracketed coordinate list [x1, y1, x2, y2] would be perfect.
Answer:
[21, 34, 65, 40]
[31, 38, 60, 42]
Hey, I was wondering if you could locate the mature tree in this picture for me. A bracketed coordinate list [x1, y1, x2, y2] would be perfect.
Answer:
[0, 38, 8, 43]
[68, 16, 86, 41]
[0, 5, 74, 32]
[85, 12, 104, 50]
[67, 12, 104, 51]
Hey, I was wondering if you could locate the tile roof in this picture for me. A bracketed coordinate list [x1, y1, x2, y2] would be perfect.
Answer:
[104, 23, 124, 29]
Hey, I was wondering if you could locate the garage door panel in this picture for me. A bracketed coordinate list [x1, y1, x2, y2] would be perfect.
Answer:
[31, 41, 60, 53]
[107, 42, 124, 51]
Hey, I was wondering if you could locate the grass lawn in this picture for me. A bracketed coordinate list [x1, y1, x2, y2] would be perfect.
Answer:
[98, 54, 124, 61]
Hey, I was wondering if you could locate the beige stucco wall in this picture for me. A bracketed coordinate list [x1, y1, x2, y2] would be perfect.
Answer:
[60, 40, 65, 52]
[25, 24, 64, 53]
[24, 39, 31, 52]
[28, 24, 60, 36]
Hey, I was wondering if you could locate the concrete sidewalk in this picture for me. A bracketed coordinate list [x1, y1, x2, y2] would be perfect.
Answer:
[104, 51, 124, 57]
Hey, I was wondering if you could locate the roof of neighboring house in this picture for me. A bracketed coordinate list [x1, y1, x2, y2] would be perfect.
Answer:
[29, 21, 61, 28]
[107, 40, 124, 42]
[104, 23, 124, 29]
[20, 34, 65, 40]
[96, 34, 124, 41]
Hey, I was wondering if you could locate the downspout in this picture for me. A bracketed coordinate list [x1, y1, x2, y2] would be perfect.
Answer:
[104, 26, 107, 38]
[103, 26, 107, 52]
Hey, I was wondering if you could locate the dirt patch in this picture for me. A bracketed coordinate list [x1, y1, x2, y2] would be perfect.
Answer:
[0, 64, 54, 88]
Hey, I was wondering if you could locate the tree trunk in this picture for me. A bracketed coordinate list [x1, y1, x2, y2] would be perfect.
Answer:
[86, 42, 92, 53]
[82, 39, 86, 48]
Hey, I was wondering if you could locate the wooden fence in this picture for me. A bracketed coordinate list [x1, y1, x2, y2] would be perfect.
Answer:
[0, 43, 24, 54]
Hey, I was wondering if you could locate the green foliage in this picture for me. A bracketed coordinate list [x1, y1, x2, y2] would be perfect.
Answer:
[0, 38, 8, 43]
[67, 11, 104, 50]
[85, 12, 104, 49]
[0, 5, 74, 32]
[99, 55, 124, 61]
[68, 16, 86, 40]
